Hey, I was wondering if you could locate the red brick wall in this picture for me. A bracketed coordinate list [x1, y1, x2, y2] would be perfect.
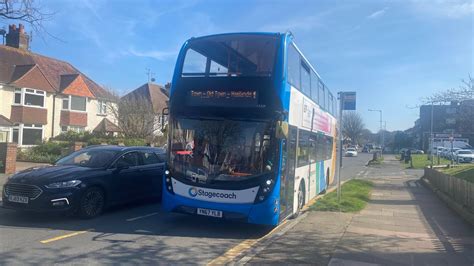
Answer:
[0, 143, 17, 174]
[60, 110, 87, 127]
[10, 106, 47, 124]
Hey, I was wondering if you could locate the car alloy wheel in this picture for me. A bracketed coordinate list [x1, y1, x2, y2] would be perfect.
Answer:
[79, 187, 105, 219]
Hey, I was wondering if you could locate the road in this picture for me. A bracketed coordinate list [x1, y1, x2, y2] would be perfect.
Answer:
[0, 154, 370, 264]
[336, 152, 372, 183]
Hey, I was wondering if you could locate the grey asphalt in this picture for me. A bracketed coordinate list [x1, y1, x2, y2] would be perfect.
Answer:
[0, 155, 370, 265]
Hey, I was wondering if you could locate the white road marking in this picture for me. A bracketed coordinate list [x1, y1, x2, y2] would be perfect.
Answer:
[126, 212, 159, 222]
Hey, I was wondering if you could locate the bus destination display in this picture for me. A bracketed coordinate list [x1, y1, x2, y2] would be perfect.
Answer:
[187, 89, 258, 107]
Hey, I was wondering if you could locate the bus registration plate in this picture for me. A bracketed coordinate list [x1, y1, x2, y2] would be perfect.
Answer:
[197, 208, 223, 218]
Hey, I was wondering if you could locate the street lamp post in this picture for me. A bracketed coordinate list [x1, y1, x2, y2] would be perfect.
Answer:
[368, 109, 383, 156]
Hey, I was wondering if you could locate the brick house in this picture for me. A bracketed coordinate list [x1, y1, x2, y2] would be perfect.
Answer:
[0, 24, 118, 146]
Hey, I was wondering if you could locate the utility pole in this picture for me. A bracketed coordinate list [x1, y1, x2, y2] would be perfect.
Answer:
[430, 102, 434, 167]
[368, 109, 383, 157]
[337, 92, 343, 202]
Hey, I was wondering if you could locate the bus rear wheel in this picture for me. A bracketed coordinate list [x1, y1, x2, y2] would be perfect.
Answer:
[291, 182, 305, 219]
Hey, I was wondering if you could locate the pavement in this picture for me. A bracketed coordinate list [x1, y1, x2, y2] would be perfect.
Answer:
[242, 155, 474, 265]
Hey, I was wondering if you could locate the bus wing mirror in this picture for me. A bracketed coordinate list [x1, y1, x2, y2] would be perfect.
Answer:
[276, 121, 288, 139]
[161, 107, 169, 126]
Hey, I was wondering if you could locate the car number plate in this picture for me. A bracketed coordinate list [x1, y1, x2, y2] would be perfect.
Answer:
[8, 195, 29, 204]
[197, 208, 223, 218]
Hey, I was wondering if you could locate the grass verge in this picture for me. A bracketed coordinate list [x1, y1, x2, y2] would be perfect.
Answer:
[402, 154, 450, 169]
[310, 179, 374, 212]
[439, 165, 474, 183]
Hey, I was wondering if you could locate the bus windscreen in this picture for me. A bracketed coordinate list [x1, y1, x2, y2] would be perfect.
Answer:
[181, 34, 278, 78]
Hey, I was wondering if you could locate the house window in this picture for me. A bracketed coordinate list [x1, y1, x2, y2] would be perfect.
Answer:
[13, 124, 43, 146]
[98, 100, 107, 115]
[0, 131, 8, 142]
[62, 95, 87, 112]
[14, 89, 21, 104]
[22, 124, 43, 145]
[12, 125, 19, 143]
[71, 96, 86, 111]
[13, 88, 45, 107]
[62, 97, 69, 110]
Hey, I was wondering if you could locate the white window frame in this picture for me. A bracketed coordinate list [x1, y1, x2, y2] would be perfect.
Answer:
[13, 123, 44, 147]
[97, 99, 107, 115]
[61, 125, 85, 133]
[62, 95, 87, 112]
[13, 88, 46, 108]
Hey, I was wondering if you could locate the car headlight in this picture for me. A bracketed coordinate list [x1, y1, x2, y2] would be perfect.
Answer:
[45, 180, 82, 189]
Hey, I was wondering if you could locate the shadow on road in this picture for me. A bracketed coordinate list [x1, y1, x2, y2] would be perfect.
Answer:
[0, 199, 272, 240]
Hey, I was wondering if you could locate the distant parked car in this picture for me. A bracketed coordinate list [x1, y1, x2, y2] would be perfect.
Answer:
[411, 149, 424, 154]
[447, 148, 461, 160]
[454, 150, 474, 163]
[2, 146, 166, 218]
[345, 148, 358, 157]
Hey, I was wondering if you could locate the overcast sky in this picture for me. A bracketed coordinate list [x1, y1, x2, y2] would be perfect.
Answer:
[4, 0, 473, 132]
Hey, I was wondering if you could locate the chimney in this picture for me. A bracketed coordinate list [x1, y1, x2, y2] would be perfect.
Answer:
[5, 24, 30, 50]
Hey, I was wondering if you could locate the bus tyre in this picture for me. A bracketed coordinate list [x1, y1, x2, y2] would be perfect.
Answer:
[79, 187, 105, 219]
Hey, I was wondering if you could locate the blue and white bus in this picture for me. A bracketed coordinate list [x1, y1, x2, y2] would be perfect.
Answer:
[163, 32, 338, 226]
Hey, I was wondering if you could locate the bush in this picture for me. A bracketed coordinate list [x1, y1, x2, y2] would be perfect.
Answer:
[16, 141, 69, 164]
[17, 148, 61, 164]
[31, 141, 69, 156]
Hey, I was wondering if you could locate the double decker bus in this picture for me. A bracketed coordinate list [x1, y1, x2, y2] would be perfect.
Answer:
[163, 32, 338, 226]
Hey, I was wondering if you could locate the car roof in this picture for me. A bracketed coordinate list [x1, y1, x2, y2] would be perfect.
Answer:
[83, 145, 166, 153]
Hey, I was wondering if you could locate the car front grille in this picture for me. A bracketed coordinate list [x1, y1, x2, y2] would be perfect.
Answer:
[4, 183, 43, 199]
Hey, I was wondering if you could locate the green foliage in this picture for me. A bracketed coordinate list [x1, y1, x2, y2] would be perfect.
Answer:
[17, 148, 61, 164]
[310, 179, 373, 212]
[440, 165, 474, 183]
[402, 154, 450, 169]
[31, 141, 69, 156]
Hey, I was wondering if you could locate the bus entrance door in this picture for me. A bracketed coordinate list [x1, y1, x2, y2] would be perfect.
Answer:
[279, 126, 297, 220]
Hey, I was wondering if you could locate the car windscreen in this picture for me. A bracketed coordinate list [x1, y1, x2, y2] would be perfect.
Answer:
[56, 149, 120, 168]
[458, 151, 472, 154]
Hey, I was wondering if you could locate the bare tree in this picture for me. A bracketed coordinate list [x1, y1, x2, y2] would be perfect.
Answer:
[109, 95, 162, 141]
[342, 111, 365, 145]
[0, 0, 52, 31]
[426, 75, 474, 103]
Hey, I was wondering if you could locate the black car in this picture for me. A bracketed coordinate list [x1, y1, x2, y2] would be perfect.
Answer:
[2, 146, 166, 218]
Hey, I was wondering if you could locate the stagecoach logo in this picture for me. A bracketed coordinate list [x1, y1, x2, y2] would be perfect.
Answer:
[188, 187, 237, 200]
[188, 187, 198, 197]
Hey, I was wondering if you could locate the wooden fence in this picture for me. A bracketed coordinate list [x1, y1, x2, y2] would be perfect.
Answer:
[424, 168, 474, 213]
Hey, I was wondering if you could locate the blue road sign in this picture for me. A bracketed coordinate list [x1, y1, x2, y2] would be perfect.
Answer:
[342, 92, 356, 110]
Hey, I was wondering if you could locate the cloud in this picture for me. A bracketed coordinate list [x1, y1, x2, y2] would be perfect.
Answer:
[367, 7, 388, 19]
[127, 47, 176, 61]
[409, 0, 474, 18]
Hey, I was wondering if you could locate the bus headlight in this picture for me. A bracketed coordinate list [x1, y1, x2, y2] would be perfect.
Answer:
[164, 170, 174, 194]
[255, 177, 275, 203]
